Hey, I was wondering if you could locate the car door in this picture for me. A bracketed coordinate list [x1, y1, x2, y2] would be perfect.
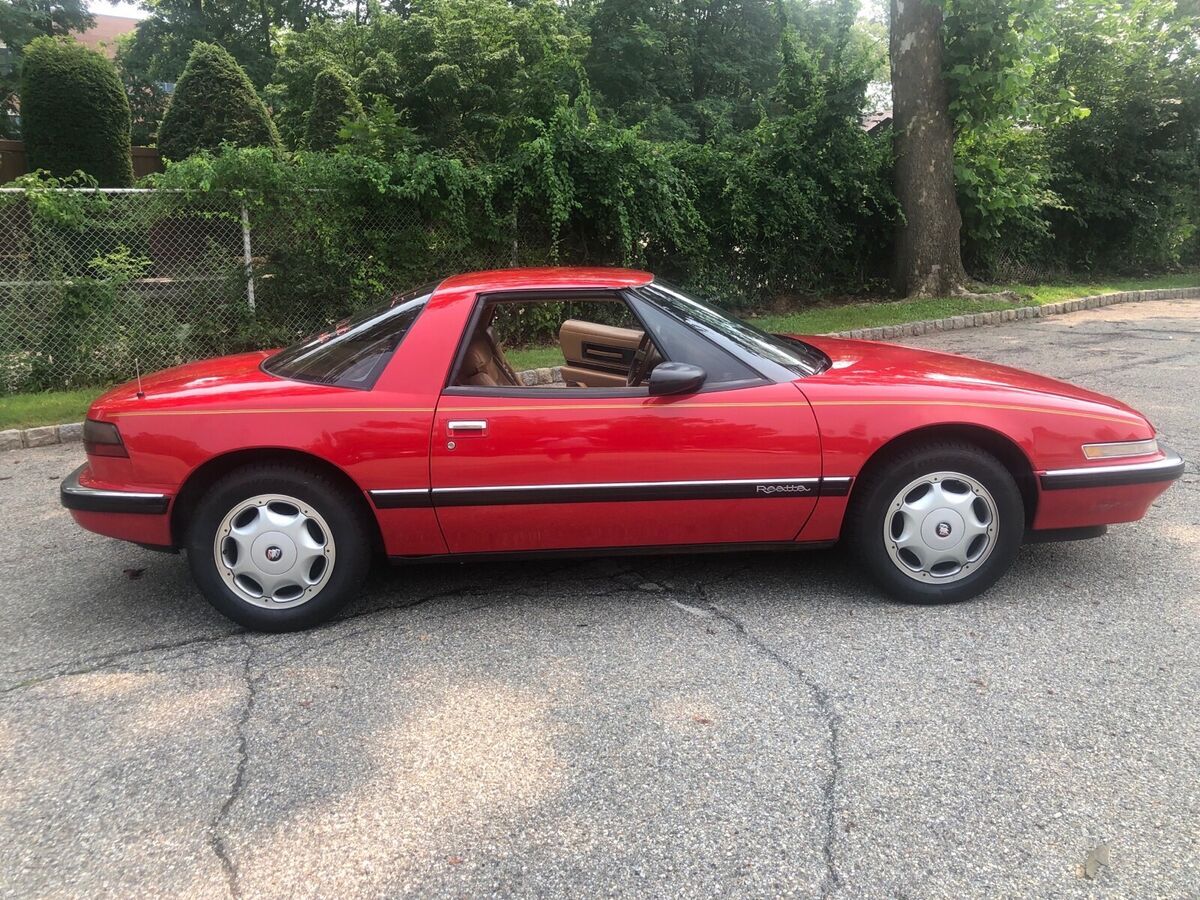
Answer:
[428, 290, 824, 554]
[558, 319, 645, 386]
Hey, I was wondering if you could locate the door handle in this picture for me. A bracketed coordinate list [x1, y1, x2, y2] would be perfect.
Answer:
[447, 420, 488, 433]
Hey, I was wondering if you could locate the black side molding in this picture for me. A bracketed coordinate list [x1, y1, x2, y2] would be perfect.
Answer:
[370, 476, 854, 509]
[60, 464, 170, 515]
[369, 489, 433, 509]
[431, 479, 821, 507]
[1040, 444, 1185, 490]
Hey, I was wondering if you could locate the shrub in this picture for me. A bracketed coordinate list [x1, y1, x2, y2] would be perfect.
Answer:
[305, 67, 363, 151]
[157, 42, 281, 161]
[19, 37, 134, 187]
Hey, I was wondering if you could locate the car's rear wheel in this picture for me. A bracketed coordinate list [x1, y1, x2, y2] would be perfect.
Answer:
[185, 464, 372, 631]
[847, 442, 1024, 604]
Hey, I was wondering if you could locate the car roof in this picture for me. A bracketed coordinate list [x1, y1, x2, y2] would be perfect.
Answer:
[436, 267, 654, 294]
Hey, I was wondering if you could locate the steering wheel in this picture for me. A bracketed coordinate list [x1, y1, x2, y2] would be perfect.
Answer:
[626, 333, 657, 387]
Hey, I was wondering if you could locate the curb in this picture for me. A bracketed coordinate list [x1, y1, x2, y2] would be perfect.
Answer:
[821, 284, 1200, 341]
[0, 421, 83, 452]
[2, 284, 1196, 453]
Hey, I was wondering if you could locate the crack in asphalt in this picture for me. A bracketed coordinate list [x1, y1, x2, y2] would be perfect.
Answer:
[0, 571, 522, 696]
[1064, 348, 1200, 379]
[209, 638, 259, 900]
[703, 599, 846, 897]
[2, 555, 852, 894]
[0, 629, 242, 697]
[633, 564, 846, 897]
[0, 548, 646, 692]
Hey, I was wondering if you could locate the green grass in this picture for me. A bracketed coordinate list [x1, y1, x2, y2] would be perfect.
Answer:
[2, 272, 1195, 430]
[749, 296, 1019, 335]
[0, 387, 104, 431]
[506, 346, 566, 371]
[748, 272, 1199, 335]
[986, 272, 1200, 305]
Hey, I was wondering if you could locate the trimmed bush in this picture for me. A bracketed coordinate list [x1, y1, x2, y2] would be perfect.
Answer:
[157, 42, 280, 161]
[20, 37, 134, 187]
[305, 68, 363, 151]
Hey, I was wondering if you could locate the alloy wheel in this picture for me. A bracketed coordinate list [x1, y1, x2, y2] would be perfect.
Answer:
[883, 471, 998, 583]
[212, 493, 336, 608]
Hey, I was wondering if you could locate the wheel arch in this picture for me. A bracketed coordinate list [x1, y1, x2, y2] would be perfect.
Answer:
[846, 423, 1038, 527]
[169, 448, 384, 553]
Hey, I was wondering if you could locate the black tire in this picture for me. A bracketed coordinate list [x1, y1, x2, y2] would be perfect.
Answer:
[846, 442, 1025, 604]
[185, 463, 373, 631]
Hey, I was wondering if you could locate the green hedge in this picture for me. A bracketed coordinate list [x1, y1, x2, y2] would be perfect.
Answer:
[305, 68, 363, 151]
[157, 42, 281, 161]
[20, 37, 134, 188]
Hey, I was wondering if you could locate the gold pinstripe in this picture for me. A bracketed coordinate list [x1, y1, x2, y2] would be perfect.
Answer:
[441, 401, 813, 412]
[443, 399, 1133, 424]
[806, 399, 1134, 425]
[111, 407, 435, 418]
[106, 399, 1134, 426]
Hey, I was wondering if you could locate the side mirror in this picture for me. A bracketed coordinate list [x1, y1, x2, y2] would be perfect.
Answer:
[648, 361, 706, 396]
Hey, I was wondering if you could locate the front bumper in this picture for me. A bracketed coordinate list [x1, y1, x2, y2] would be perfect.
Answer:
[1039, 444, 1185, 490]
[1031, 443, 1185, 532]
[60, 464, 170, 515]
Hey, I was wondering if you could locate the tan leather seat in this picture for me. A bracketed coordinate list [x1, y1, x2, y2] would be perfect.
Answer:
[459, 331, 520, 387]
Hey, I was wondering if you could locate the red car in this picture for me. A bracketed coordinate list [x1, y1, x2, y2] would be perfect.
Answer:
[61, 268, 1183, 631]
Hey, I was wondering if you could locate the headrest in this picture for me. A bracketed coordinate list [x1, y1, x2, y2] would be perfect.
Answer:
[461, 336, 493, 376]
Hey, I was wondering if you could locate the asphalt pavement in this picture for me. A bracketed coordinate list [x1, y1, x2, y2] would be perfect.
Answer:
[1, 298, 1197, 898]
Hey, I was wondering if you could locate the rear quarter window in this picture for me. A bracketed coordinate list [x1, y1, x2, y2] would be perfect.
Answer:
[263, 282, 438, 389]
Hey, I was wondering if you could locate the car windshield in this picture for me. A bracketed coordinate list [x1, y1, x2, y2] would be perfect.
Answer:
[634, 280, 828, 376]
[263, 281, 439, 389]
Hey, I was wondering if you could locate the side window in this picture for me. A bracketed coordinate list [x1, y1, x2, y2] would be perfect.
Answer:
[263, 282, 436, 389]
[452, 295, 658, 390]
[629, 297, 760, 386]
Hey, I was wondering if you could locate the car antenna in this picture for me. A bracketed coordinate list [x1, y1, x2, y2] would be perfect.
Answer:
[135, 358, 145, 399]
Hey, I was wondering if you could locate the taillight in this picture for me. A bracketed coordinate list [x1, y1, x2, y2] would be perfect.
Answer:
[83, 418, 128, 458]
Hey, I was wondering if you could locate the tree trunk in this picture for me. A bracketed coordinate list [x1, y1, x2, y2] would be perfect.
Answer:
[258, 0, 273, 57]
[889, 0, 969, 297]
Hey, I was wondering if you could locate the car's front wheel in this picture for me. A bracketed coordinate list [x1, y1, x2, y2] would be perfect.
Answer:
[847, 442, 1025, 604]
[185, 464, 372, 631]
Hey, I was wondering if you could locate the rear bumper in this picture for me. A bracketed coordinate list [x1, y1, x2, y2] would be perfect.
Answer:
[61, 464, 170, 514]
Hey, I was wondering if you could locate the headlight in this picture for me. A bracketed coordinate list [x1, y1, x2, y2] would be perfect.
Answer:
[1082, 438, 1158, 460]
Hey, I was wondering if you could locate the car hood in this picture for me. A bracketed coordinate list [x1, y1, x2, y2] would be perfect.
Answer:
[796, 335, 1142, 415]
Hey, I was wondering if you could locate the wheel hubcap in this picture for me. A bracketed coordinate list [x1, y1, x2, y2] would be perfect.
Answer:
[883, 471, 998, 583]
[213, 493, 336, 608]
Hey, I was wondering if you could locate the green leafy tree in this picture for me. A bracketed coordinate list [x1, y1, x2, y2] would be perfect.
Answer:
[114, 0, 347, 142]
[157, 41, 281, 161]
[119, 0, 346, 88]
[305, 67, 363, 151]
[1038, 0, 1200, 270]
[580, 0, 783, 141]
[888, 0, 1085, 295]
[504, 95, 705, 266]
[682, 13, 895, 302]
[267, 0, 588, 156]
[941, 0, 1084, 274]
[0, 0, 93, 138]
[20, 37, 134, 186]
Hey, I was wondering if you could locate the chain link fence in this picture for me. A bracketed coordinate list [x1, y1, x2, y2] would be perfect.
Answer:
[0, 188, 528, 394]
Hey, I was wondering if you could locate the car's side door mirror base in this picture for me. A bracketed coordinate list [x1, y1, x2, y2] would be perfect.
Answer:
[648, 361, 707, 396]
